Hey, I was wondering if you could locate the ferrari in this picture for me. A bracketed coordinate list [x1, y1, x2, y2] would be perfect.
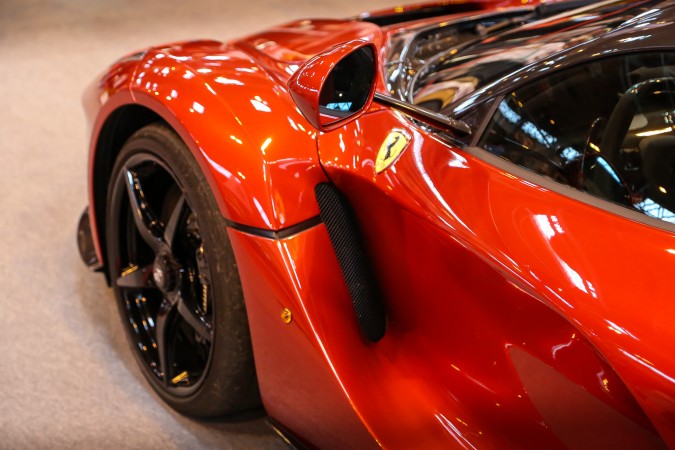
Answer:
[77, 0, 675, 448]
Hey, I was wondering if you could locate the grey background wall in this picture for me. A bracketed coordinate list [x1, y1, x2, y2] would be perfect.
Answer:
[0, 0, 404, 448]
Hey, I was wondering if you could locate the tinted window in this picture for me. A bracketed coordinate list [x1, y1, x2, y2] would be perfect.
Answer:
[386, 9, 534, 105]
[412, 0, 661, 112]
[479, 52, 675, 224]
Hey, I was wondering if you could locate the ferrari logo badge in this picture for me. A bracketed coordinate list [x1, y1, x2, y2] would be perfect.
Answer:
[376, 130, 411, 173]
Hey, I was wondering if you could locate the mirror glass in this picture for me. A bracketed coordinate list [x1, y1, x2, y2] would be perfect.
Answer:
[319, 46, 375, 126]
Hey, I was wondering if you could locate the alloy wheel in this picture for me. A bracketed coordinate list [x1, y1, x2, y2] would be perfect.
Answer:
[111, 153, 215, 395]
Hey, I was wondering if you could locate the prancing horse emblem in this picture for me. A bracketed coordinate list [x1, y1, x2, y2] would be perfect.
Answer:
[375, 129, 411, 174]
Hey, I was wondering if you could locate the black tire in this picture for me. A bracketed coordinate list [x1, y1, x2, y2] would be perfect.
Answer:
[105, 123, 259, 417]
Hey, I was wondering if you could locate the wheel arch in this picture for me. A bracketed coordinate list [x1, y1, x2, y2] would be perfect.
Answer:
[88, 47, 328, 279]
[88, 97, 246, 279]
[90, 103, 165, 281]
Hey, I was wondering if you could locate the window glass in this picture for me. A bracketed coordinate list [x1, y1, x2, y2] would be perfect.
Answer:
[411, 0, 661, 112]
[479, 52, 675, 224]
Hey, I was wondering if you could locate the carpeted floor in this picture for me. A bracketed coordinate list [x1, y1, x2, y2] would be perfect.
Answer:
[0, 0, 402, 448]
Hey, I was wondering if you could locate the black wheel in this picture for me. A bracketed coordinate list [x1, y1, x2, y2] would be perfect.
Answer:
[106, 123, 259, 417]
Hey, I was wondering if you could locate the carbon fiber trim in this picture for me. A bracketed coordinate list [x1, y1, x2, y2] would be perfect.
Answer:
[315, 183, 386, 342]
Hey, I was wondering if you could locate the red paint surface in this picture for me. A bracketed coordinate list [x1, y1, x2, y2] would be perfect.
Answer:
[82, 2, 675, 447]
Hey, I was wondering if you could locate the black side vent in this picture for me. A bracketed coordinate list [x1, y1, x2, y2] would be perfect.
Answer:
[315, 183, 386, 343]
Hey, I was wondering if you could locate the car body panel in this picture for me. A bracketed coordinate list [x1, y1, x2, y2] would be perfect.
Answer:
[318, 108, 671, 448]
[84, 40, 331, 267]
[228, 226, 380, 449]
[81, 1, 675, 448]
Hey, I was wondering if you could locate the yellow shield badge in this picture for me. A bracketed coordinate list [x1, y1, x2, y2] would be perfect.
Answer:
[375, 129, 411, 174]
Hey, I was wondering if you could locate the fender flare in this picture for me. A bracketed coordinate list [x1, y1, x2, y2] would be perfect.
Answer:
[87, 44, 327, 270]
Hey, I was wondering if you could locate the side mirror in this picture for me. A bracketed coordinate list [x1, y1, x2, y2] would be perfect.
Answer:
[288, 40, 376, 132]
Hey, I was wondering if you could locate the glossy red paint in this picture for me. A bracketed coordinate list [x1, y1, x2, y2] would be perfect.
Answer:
[228, 227, 380, 449]
[317, 109, 672, 448]
[131, 42, 327, 230]
[83, 41, 329, 267]
[81, 1, 675, 448]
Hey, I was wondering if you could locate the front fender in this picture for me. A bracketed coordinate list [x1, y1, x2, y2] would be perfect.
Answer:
[129, 41, 326, 230]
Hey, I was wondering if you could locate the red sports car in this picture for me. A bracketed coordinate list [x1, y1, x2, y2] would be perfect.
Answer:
[78, 0, 675, 448]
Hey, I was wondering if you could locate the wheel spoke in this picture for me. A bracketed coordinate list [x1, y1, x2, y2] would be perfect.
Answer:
[131, 293, 158, 347]
[176, 293, 213, 343]
[117, 264, 154, 289]
[122, 292, 161, 375]
[124, 168, 164, 253]
[123, 296, 143, 339]
[164, 193, 186, 249]
[156, 297, 177, 385]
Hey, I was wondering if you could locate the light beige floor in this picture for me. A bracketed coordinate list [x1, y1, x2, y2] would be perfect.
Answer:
[0, 0, 405, 448]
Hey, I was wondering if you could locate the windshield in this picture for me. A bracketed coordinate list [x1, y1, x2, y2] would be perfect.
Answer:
[395, 0, 661, 113]
[385, 8, 534, 101]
